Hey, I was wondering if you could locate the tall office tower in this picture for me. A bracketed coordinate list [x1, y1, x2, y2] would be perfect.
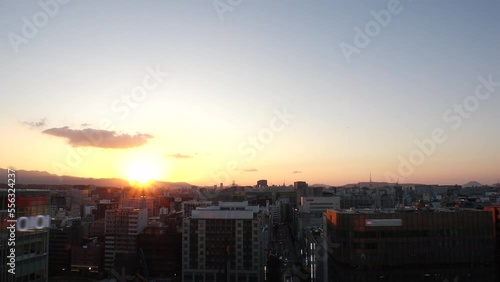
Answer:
[182, 201, 262, 282]
[104, 207, 147, 271]
[0, 189, 51, 282]
[48, 216, 83, 276]
[294, 181, 309, 208]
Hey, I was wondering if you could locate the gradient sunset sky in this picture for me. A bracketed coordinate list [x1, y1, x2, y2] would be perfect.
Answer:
[1, 0, 499, 186]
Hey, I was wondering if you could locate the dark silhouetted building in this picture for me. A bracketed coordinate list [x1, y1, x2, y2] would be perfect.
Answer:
[71, 241, 103, 277]
[325, 208, 497, 281]
[1, 189, 51, 282]
[48, 218, 83, 275]
[294, 181, 308, 208]
[257, 180, 268, 188]
[137, 223, 182, 280]
[96, 200, 116, 221]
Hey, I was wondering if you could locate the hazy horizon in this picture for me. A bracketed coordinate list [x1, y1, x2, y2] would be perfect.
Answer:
[0, 167, 496, 188]
[1, 1, 499, 186]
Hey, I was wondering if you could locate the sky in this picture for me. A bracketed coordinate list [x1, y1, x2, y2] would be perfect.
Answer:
[1, 0, 499, 186]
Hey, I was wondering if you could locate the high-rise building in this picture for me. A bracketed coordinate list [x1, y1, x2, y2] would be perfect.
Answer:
[300, 197, 341, 214]
[122, 197, 157, 217]
[0, 189, 51, 282]
[95, 200, 116, 221]
[71, 241, 103, 276]
[137, 223, 182, 280]
[256, 180, 268, 188]
[297, 196, 341, 241]
[104, 207, 147, 270]
[294, 181, 309, 208]
[484, 205, 500, 272]
[48, 217, 83, 275]
[271, 203, 281, 225]
[182, 201, 262, 282]
[324, 208, 496, 280]
[485, 206, 500, 245]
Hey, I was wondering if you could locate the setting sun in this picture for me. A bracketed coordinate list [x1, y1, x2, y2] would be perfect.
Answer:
[122, 154, 167, 185]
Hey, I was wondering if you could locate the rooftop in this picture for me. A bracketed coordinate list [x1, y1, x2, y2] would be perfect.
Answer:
[330, 206, 484, 214]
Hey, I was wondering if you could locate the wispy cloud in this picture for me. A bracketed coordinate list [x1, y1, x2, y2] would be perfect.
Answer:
[42, 126, 153, 148]
[80, 123, 91, 127]
[239, 168, 258, 172]
[21, 118, 46, 129]
[164, 153, 193, 159]
[292, 170, 302, 174]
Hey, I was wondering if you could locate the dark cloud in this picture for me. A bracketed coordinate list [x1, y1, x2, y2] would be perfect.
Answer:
[165, 153, 193, 159]
[292, 170, 302, 174]
[22, 118, 46, 128]
[80, 123, 91, 127]
[240, 168, 258, 172]
[42, 126, 153, 148]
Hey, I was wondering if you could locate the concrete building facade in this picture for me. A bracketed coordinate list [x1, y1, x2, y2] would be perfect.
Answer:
[182, 201, 262, 282]
[104, 208, 147, 270]
[325, 208, 496, 272]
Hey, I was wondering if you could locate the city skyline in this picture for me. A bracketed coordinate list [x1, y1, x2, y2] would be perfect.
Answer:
[1, 1, 500, 187]
[0, 167, 496, 188]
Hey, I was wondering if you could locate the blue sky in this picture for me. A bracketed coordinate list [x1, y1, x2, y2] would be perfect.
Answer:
[1, 0, 499, 185]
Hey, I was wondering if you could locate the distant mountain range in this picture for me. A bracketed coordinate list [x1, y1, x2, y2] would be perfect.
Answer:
[340, 181, 490, 188]
[462, 181, 483, 188]
[0, 168, 495, 189]
[342, 182, 422, 188]
[0, 168, 192, 189]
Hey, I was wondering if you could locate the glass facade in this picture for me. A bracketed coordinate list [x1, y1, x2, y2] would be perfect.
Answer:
[325, 209, 497, 281]
[327, 209, 495, 266]
[1, 190, 50, 282]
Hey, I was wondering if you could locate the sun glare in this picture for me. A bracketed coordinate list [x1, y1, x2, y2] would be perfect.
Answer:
[123, 154, 166, 185]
